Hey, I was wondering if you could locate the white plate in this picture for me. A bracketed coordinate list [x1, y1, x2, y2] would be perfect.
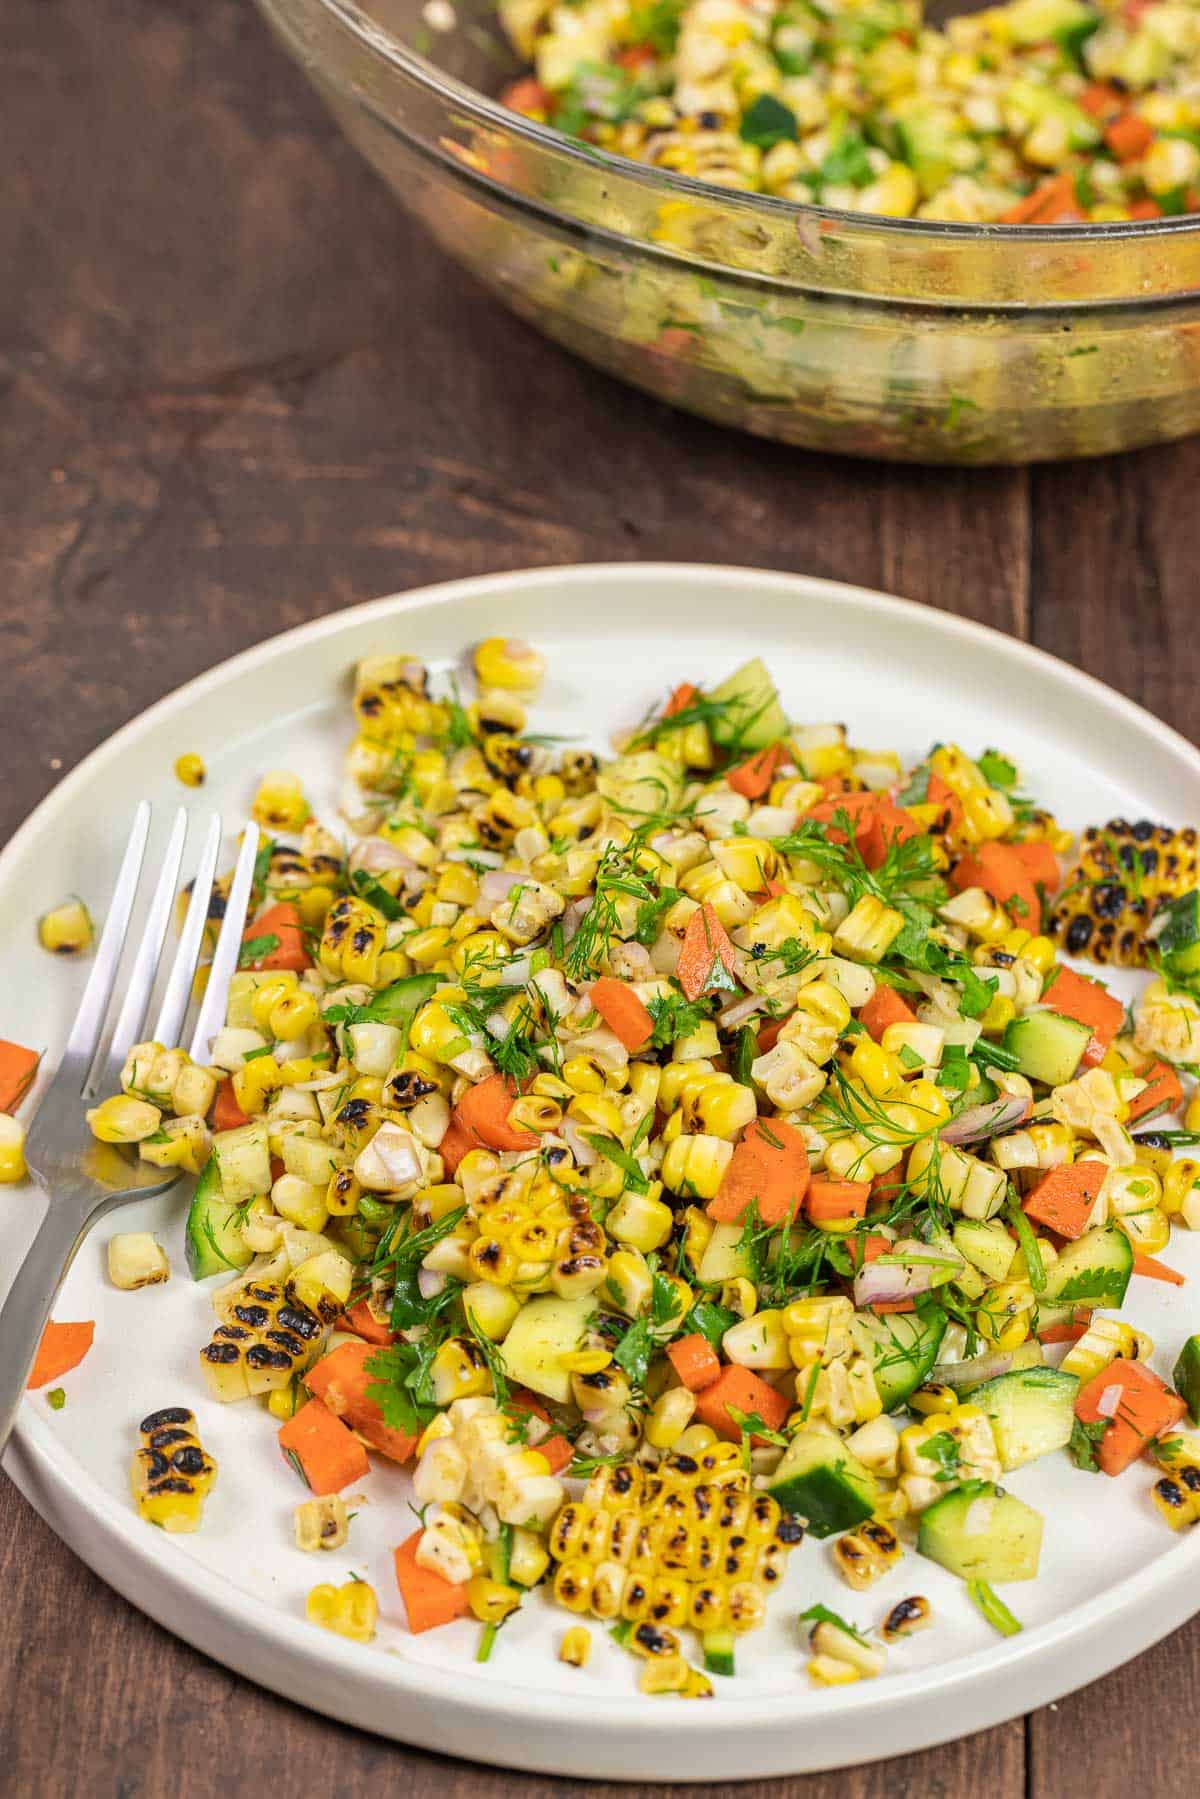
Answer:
[3, 564, 1200, 1782]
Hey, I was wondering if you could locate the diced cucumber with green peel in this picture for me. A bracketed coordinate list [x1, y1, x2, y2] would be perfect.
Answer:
[970, 1367, 1079, 1470]
[1003, 1011, 1091, 1087]
[1003, 0, 1093, 43]
[702, 1629, 736, 1677]
[1042, 1223, 1133, 1311]
[1173, 1335, 1200, 1425]
[1160, 890, 1200, 979]
[918, 1480, 1043, 1583]
[851, 1307, 947, 1411]
[954, 1218, 1018, 1285]
[185, 1155, 254, 1280]
[766, 1428, 877, 1536]
[212, 1118, 272, 1205]
[706, 657, 789, 750]
[1005, 79, 1101, 150]
[354, 972, 441, 1026]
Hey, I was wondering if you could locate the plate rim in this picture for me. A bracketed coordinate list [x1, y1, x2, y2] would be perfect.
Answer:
[5, 561, 1200, 1774]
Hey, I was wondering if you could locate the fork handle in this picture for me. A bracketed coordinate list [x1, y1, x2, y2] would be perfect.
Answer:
[0, 1200, 95, 1459]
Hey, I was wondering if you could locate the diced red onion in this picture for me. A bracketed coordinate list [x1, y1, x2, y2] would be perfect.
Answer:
[348, 836, 417, 876]
[562, 898, 591, 946]
[719, 993, 768, 1030]
[853, 1237, 962, 1309]
[940, 1096, 1032, 1146]
[1097, 1383, 1123, 1419]
[562, 1118, 599, 1167]
[418, 1268, 447, 1300]
[445, 846, 504, 868]
[478, 870, 523, 910]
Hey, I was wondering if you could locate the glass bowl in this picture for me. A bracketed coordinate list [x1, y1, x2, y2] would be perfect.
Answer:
[255, 0, 1200, 462]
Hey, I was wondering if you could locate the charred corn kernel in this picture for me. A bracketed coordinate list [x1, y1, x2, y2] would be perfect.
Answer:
[199, 1281, 325, 1402]
[562, 1055, 606, 1095]
[468, 1574, 522, 1624]
[661, 1133, 733, 1200]
[1151, 1470, 1200, 1529]
[107, 1232, 169, 1290]
[87, 1094, 162, 1144]
[138, 1112, 210, 1175]
[253, 770, 309, 832]
[1060, 1316, 1144, 1384]
[602, 1249, 653, 1317]
[720, 1277, 757, 1319]
[899, 1404, 1000, 1502]
[560, 1625, 592, 1667]
[910, 1384, 959, 1416]
[326, 1168, 361, 1217]
[783, 1295, 853, 1366]
[976, 1282, 1033, 1352]
[832, 1518, 903, 1591]
[38, 897, 94, 956]
[249, 973, 298, 1030]
[173, 751, 206, 786]
[833, 895, 904, 964]
[474, 636, 545, 693]
[509, 1095, 562, 1134]
[882, 1595, 932, 1640]
[231, 1053, 285, 1116]
[306, 1579, 377, 1643]
[131, 1406, 215, 1532]
[0, 1116, 27, 1183]
[639, 1654, 690, 1695]
[430, 1336, 492, 1403]
[295, 1494, 349, 1552]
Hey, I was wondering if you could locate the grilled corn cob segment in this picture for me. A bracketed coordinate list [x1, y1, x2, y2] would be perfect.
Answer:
[199, 1282, 326, 1402]
[1051, 821, 1200, 966]
[131, 1407, 216, 1532]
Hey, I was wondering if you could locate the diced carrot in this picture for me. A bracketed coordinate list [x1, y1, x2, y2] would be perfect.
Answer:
[277, 1396, 371, 1494]
[1022, 1162, 1106, 1240]
[756, 1017, 785, 1054]
[1080, 81, 1123, 119]
[693, 1365, 791, 1442]
[269, 1156, 286, 1184]
[335, 1298, 396, 1347]
[589, 976, 655, 1053]
[1075, 1358, 1187, 1475]
[706, 1117, 810, 1226]
[1127, 198, 1164, 220]
[498, 75, 551, 115]
[1105, 112, 1154, 163]
[859, 984, 917, 1043]
[817, 775, 849, 797]
[27, 1320, 95, 1389]
[1038, 1315, 1092, 1345]
[304, 1341, 417, 1463]
[508, 1389, 574, 1474]
[664, 682, 698, 718]
[1000, 173, 1082, 225]
[211, 1077, 251, 1133]
[925, 772, 964, 836]
[802, 791, 879, 857]
[614, 42, 657, 71]
[0, 1040, 40, 1114]
[726, 743, 785, 801]
[868, 1171, 905, 1210]
[394, 1529, 472, 1633]
[241, 901, 310, 972]
[1041, 965, 1125, 1053]
[861, 800, 921, 872]
[1127, 1060, 1184, 1124]
[676, 904, 738, 1004]
[1132, 1253, 1186, 1286]
[1009, 840, 1061, 895]
[951, 842, 1042, 933]
[453, 1073, 537, 1153]
[666, 1333, 723, 1392]
[438, 1115, 478, 1175]
[804, 1177, 870, 1223]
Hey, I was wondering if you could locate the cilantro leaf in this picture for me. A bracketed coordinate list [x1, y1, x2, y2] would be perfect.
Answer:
[238, 933, 280, 968]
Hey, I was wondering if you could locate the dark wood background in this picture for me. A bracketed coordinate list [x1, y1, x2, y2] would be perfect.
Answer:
[4, 0, 1199, 1791]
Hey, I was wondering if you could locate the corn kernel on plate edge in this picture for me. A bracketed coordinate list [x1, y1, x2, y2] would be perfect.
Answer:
[1, 562, 1199, 1780]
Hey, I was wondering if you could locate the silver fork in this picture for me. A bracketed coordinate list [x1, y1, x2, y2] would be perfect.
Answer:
[0, 804, 260, 1455]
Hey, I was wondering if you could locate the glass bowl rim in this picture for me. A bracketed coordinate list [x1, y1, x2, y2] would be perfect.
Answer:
[307, 0, 1200, 247]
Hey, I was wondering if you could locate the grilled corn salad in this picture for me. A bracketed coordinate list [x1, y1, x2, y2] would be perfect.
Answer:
[18, 641, 1200, 1689]
[496, 0, 1200, 223]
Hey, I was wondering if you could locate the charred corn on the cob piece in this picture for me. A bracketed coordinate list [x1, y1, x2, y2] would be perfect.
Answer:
[199, 1282, 326, 1402]
[547, 1453, 804, 1639]
[131, 1407, 216, 1531]
[1050, 820, 1200, 966]
[831, 1518, 904, 1591]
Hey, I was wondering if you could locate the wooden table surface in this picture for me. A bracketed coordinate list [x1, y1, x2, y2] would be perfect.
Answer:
[4, 0, 1200, 1791]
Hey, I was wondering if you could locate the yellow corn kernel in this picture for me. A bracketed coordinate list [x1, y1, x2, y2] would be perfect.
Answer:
[474, 636, 545, 692]
[607, 1189, 674, 1254]
[560, 1625, 592, 1667]
[1185, 1096, 1200, 1135]
[661, 1134, 734, 1200]
[467, 1574, 522, 1624]
[832, 896, 905, 964]
[173, 752, 206, 787]
[645, 1386, 697, 1450]
[0, 1115, 27, 1183]
[807, 1654, 862, 1687]
[86, 1094, 162, 1144]
[271, 990, 320, 1042]
[562, 1055, 606, 1095]
[305, 1579, 378, 1643]
[639, 1655, 690, 1695]
[231, 1054, 285, 1117]
[253, 770, 309, 832]
[250, 972, 298, 1030]
[848, 1038, 905, 1098]
[1163, 1159, 1200, 1218]
[720, 1277, 757, 1319]
[38, 897, 94, 956]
